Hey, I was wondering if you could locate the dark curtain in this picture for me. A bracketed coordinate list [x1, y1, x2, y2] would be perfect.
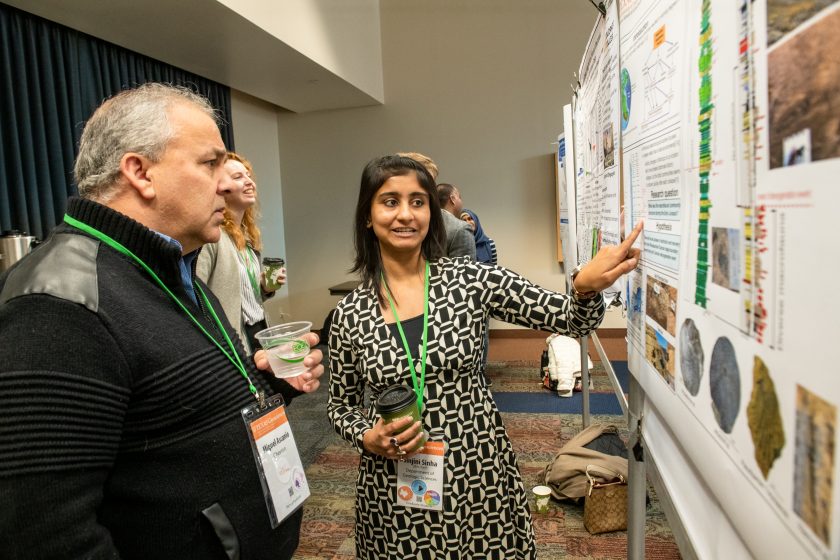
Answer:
[0, 2, 235, 240]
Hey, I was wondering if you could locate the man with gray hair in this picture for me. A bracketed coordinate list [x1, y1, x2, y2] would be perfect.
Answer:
[436, 182, 476, 260]
[0, 83, 322, 559]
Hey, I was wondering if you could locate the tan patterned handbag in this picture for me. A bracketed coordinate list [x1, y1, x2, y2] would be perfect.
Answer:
[541, 424, 628, 502]
[583, 465, 628, 534]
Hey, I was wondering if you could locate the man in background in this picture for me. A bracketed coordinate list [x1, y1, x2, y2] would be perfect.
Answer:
[0, 83, 322, 559]
[437, 182, 476, 260]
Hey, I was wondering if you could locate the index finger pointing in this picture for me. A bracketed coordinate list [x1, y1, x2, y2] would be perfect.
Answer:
[620, 220, 644, 251]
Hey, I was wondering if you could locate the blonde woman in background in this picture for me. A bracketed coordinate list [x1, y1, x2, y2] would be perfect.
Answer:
[197, 152, 286, 353]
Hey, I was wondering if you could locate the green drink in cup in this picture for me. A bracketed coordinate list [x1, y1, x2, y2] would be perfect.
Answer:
[255, 321, 311, 378]
[376, 385, 427, 446]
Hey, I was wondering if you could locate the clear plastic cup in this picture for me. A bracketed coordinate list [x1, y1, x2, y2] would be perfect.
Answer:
[254, 321, 311, 378]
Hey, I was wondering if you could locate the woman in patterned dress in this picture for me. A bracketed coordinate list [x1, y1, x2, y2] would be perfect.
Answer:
[328, 155, 642, 559]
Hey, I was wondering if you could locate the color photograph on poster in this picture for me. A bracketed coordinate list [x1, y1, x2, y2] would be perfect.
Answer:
[767, 2, 840, 169]
[678, 318, 703, 396]
[793, 384, 836, 547]
[645, 275, 678, 336]
[627, 268, 645, 334]
[709, 336, 740, 434]
[711, 227, 741, 293]
[645, 324, 675, 388]
[747, 355, 785, 479]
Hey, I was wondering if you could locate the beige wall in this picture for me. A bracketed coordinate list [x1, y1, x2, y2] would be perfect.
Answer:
[229, 90, 291, 323]
[219, 0, 384, 101]
[245, 0, 626, 330]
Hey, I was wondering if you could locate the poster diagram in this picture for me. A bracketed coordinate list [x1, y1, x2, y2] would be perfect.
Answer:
[563, 0, 840, 558]
[642, 31, 678, 121]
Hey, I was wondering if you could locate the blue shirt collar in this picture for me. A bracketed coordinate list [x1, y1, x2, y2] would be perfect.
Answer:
[152, 231, 198, 305]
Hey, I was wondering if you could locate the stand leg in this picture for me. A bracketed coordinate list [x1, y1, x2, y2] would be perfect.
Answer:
[580, 335, 590, 428]
[627, 375, 646, 560]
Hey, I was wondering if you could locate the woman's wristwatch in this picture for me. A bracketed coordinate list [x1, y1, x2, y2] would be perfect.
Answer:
[570, 265, 598, 300]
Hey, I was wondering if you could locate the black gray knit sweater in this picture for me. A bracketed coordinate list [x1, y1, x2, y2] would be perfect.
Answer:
[0, 198, 304, 559]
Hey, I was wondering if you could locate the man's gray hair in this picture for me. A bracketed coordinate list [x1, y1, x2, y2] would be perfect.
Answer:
[73, 83, 219, 201]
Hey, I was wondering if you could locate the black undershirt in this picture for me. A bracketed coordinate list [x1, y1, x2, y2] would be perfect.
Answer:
[387, 313, 424, 354]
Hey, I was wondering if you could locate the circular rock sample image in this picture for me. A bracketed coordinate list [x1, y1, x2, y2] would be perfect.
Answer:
[710, 337, 740, 433]
[679, 318, 703, 396]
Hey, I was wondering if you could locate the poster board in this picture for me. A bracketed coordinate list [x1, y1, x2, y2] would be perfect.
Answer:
[567, 1, 840, 557]
[563, 104, 579, 290]
[571, 0, 625, 305]
[555, 134, 568, 264]
[572, 1, 622, 272]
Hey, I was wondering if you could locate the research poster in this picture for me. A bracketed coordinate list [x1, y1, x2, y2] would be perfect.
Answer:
[573, 0, 621, 270]
[619, 0, 690, 348]
[555, 133, 570, 264]
[574, 0, 840, 557]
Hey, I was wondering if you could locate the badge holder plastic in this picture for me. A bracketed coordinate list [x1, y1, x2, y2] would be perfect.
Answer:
[242, 393, 310, 528]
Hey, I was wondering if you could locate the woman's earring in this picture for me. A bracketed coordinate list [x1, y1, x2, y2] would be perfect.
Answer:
[366, 220, 372, 228]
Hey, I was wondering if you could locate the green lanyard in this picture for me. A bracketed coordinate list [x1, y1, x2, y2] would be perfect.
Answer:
[240, 245, 261, 300]
[382, 261, 430, 415]
[63, 214, 260, 399]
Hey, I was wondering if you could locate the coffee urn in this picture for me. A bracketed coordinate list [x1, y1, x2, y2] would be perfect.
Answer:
[0, 230, 38, 273]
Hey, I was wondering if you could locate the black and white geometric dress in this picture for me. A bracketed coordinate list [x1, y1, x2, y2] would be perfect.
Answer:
[328, 258, 605, 559]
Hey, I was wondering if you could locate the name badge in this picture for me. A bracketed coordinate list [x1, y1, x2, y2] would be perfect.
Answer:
[242, 394, 310, 527]
[396, 440, 445, 511]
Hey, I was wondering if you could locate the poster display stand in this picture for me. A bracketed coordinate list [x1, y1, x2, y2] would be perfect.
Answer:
[562, 1, 840, 558]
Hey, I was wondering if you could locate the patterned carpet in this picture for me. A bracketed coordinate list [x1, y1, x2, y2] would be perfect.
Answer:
[292, 361, 681, 559]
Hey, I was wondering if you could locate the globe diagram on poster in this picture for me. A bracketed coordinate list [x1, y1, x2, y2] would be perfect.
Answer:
[621, 68, 632, 130]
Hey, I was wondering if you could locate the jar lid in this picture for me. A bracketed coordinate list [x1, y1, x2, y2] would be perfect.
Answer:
[375, 385, 417, 414]
[262, 257, 285, 265]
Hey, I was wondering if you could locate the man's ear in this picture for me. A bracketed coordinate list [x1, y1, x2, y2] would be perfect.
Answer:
[120, 153, 156, 200]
